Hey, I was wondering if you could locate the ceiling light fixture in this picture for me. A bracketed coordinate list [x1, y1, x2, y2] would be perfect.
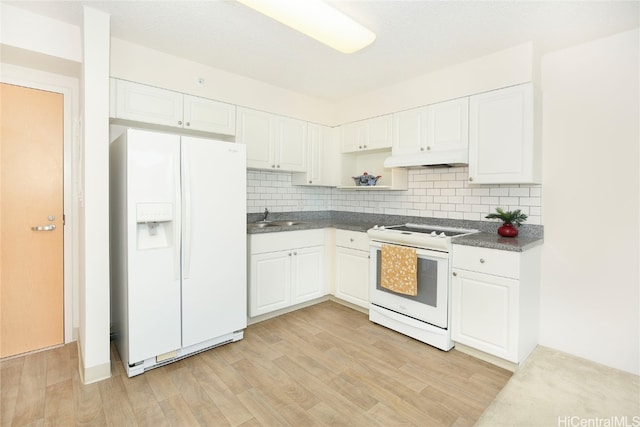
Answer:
[236, 0, 376, 54]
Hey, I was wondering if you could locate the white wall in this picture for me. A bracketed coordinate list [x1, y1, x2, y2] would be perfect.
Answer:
[110, 38, 335, 126]
[539, 29, 639, 375]
[0, 3, 81, 63]
[334, 43, 534, 124]
[79, 7, 111, 384]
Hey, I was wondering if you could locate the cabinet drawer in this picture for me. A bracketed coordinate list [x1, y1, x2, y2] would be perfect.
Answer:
[335, 229, 370, 252]
[250, 229, 325, 254]
[453, 245, 520, 279]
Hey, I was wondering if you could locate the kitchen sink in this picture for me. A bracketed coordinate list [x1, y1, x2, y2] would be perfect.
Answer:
[248, 220, 305, 229]
[271, 221, 304, 226]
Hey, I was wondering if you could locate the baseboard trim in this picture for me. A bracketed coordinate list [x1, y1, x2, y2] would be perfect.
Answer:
[454, 342, 519, 372]
[77, 341, 111, 385]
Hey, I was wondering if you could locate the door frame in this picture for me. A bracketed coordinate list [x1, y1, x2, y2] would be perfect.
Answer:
[2, 63, 79, 345]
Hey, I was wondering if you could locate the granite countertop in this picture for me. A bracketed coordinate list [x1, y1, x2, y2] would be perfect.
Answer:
[247, 211, 543, 252]
[451, 232, 543, 252]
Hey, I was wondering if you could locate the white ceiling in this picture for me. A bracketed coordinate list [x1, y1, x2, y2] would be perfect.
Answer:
[7, 0, 639, 101]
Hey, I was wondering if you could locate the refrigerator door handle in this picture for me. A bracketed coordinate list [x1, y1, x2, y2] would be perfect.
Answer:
[182, 153, 192, 280]
[174, 154, 182, 281]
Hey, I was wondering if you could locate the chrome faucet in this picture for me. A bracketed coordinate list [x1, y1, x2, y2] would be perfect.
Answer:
[263, 208, 270, 222]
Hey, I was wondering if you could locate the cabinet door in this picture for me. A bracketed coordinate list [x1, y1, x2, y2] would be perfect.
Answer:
[275, 116, 306, 172]
[367, 115, 393, 150]
[340, 121, 365, 153]
[426, 97, 469, 154]
[392, 107, 425, 156]
[451, 269, 519, 362]
[183, 95, 236, 135]
[291, 246, 325, 304]
[237, 107, 274, 170]
[335, 247, 370, 308]
[307, 123, 323, 185]
[469, 83, 534, 184]
[249, 251, 291, 317]
[114, 80, 183, 128]
[293, 123, 324, 186]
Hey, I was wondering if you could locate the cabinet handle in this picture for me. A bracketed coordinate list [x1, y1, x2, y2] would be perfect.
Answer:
[288, 253, 292, 256]
[358, 145, 363, 149]
[277, 165, 280, 168]
[469, 177, 474, 182]
[272, 165, 276, 168]
[293, 252, 297, 256]
[426, 146, 431, 151]
[420, 147, 425, 151]
[309, 180, 312, 184]
[178, 120, 183, 126]
[363, 145, 367, 149]
[350, 238, 354, 242]
[452, 272, 457, 277]
[186, 122, 190, 127]
[479, 258, 485, 263]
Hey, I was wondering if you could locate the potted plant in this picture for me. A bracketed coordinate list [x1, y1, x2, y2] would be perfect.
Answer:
[485, 207, 528, 237]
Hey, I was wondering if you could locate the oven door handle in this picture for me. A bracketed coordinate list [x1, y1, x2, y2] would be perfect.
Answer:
[369, 243, 450, 260]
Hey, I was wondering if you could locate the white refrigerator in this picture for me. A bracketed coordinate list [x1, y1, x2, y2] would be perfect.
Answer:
[110, 128, 246, 377]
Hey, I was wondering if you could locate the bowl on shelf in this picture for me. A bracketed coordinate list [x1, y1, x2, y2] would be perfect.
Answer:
[352, 172, 382, 186]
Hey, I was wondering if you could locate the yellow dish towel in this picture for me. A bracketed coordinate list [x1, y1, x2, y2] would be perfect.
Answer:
[380, 244, 418, 296]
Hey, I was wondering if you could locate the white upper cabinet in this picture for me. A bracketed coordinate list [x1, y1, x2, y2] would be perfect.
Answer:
[340, 115, 392, 153]
[367, 115, 393, 150]
[110, 79, 236, 135]
[237, 107, 306, 173]
[237, 107, 273, 169]
[426, 98, 469, 155]
[275, 116, 307, 172]
[112, 79, 183, 127]
[388, 97, 468, 167]
[292, 124, 339, 187]
[392, 107, 424, 156]
[183, 94, 236, 135]
[468, 83, 539, 184]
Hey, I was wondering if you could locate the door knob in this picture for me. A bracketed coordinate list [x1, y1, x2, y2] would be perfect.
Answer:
[32, 225, 56, 231]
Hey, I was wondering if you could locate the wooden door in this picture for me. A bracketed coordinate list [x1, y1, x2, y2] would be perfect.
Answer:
[1, 83, 64, 358]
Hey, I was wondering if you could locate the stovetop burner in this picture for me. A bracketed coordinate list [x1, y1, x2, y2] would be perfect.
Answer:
[382, 224, 472, 237]
[367, 223, 479, 251]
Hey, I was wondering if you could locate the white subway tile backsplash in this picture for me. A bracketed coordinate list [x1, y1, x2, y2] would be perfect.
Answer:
[509, 187, 530, 197]
[471, 188, 491, 196]
[481, 196, 500, 205]
[490, 187, 510, 196]
[247, 167, 542, 224]
[499, 196, 520, 205]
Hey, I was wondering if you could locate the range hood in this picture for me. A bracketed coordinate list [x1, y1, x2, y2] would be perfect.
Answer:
[383, 148, 468, 168]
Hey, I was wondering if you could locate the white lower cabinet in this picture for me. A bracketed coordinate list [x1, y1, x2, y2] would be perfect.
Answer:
[334, 230, 370, 308]
[451, 244, 541, 365]
[249, 230, 326, 317]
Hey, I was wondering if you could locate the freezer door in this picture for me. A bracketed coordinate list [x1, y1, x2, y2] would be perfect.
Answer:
[180, 137, 247, 347]
[126, 129, 182, 363]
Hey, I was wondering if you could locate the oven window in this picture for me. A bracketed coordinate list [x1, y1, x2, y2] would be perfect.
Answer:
[376, 250, 438, 307]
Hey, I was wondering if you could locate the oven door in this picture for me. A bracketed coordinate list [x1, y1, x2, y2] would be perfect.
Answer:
[369, 241, 450, 328]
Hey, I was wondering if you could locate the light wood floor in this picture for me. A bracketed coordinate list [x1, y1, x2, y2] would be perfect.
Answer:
[1, 301, 511, 426]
